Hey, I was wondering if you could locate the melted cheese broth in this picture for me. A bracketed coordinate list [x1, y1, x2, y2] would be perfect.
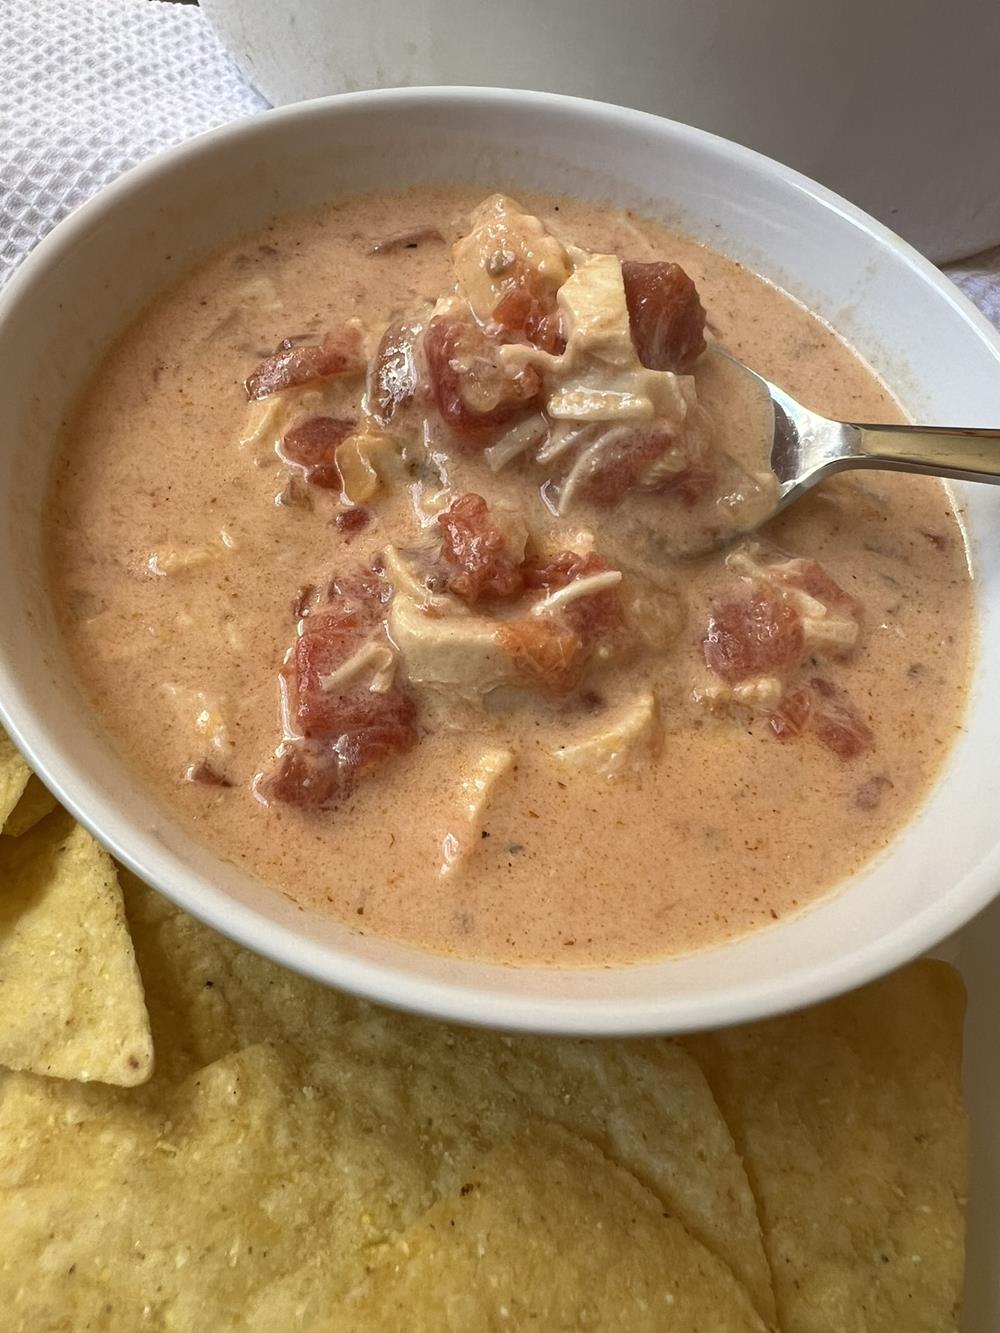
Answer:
[48, 188, 973, 966]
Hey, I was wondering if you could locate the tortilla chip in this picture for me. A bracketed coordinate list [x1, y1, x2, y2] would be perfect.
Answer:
[0, 1060, 167, 1239]
[0, 866, 964, 1329]
[0, 1046, 374, 1326]
[685, 960, 966, 1333]
[118, 867, 362, 1082]
[319, 1011, 775, 1323]
[285, 1125, 769, 1332]
[3, 776, 58, 837]
[0, 813, 153, 1085]
[0, 731, 30, 827]
[0, 1045, 766, 1332]
[116, 871, 773, 1320]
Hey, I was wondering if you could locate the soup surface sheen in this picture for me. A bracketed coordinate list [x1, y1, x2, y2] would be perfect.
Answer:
[48, 187, 972, 965]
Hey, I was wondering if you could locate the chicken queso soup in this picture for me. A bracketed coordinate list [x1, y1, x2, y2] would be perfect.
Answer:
[49, 189, 972, 965]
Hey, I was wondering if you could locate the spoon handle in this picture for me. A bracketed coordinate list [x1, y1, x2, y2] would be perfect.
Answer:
[851, 423, 1000, 484]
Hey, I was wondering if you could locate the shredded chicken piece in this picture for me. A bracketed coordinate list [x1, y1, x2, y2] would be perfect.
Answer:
[237, 275, 283, 312]
[389, 594, 518, 705]
[439, 746, 515, 877]
[452, 194, 571, 326]
[381, 545, 460, 613]
[239, 390, 324, 460]
[531, 570, 623, 615]
[185, 759, 232, 788]
[535, 422, 592, 465]
[334, 427, 402, 503]
[726, 544, 861, 656]
[162, 685, 230, 754]
[620, 576, 686, 652]
[550, 693, 660, 780]
[483, 414, 549, 472]
[240, 396, 287, 449]
[500, 253, 691, 427]
[696, 676, 785, 713]
[318, 640, 397, 694]
[147, 530, 237, 576]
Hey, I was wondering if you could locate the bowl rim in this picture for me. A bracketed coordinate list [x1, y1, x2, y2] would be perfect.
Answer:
[3, 84, 1000, 1036]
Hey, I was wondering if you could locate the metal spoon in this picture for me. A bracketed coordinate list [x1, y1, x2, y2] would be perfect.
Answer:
[748, 358, 1000, 518]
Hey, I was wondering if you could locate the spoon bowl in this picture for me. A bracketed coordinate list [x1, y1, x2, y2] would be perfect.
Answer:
[714, 352, 1000, 550]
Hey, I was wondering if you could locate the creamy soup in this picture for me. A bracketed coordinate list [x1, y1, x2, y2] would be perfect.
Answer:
[48, 188, 973, 966]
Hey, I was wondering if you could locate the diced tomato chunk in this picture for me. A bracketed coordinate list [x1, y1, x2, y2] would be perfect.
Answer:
[491, 287, 530, 329]
[422, 316, 542, 440]
[704, 589, 804, 683]
[658, 461, 717, 508]
[768, 688, 812, 740]
[769, 678, 872, 759]
[334, 506, 371, 537]
[437, 493, 524, 604]
[256, 741, 344, 811]
[492, 287, 566, 355]
[245, 327, 366, 399]
[522, 550, 627, 649]
[576, 427, 673, 507]
[334, 719, 415, 777]
[621, 261, 707, 374]
[294, 576, 402, 738]
[498, 618, 583, 696]
[309, 465, 343, 490]
[521, 550, 597, 592]
[260, 573, 417, 813]
[294, 617, 363, 737]
[571, 421, 716, 511]
[281, 416, 355, 470]
[855, 774, 892, 809]
[368, 320, 419, 424]
[808, 677, 873, 759]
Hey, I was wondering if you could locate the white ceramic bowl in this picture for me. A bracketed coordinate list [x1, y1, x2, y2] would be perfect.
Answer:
[1, 88, 999, 1036]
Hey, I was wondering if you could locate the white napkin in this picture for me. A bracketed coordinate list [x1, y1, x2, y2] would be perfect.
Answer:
[0, 0, 266, 286]
[2, 0, 1000, 340]
[946, 247, 1000, 330]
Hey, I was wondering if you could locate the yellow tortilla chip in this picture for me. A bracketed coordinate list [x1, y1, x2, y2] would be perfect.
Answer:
[0, 813, 152, 1085]
[0, 1046, 766, 1332]
[0, 865, 964, 1330]
[117, 871, 773, 1321]
[3, 775, 58, 837]
[117, 867, 361, 1082]
[685, 960, 966, 1333]
[320, 1010, 775, 1323]
[0, 1046, 382, 1327]
[285, 1125, 769, 1332]
[0, 730, 30, 826]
